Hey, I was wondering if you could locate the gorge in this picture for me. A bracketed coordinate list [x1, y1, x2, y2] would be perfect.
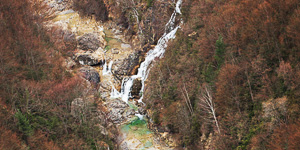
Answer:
[1, 0, 300, 149]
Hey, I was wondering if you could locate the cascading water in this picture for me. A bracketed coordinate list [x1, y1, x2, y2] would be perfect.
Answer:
[111, 0, 182, 104]
[103, 60, 113, 75]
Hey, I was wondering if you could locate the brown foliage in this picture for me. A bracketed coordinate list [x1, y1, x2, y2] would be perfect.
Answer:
[267, 122, 300, 150]
[216, 63, 246, 113]
[73, 0, 108, 21]
[144, 0, 300, 148]
[0, 126, 24, 150]
[0, 0, 115, 149]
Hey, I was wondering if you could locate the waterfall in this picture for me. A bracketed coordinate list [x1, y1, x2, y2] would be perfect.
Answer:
[103, 60, 113, 75]
[110, 0, 182, 103]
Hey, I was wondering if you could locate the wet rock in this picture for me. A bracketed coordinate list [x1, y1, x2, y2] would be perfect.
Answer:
[131, 78, 142, 98]
[76, 54, 105, 66]
[138, 107, 146, 115]
[112, 51, 144, 77]
[78, 33, 102, 51]
[79, 67, 100, 87]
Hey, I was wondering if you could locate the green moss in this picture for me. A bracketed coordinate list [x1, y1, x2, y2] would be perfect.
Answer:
[104, 45, 111, 51]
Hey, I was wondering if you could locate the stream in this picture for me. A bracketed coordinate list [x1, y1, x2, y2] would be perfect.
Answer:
[45, 0, 182, 149]
[113, 0, 182, 149]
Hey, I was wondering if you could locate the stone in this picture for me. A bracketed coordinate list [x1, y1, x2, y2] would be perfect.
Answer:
[63, 57, 76, 69]
[125, 109, 136, 117]
[105, 99, 129, 123]
[138, 107, 146, 115]
[108, 99, 128, 109]
[79, 67, 100, 87]
[78, 33, 102, 51]
[121, 43, 131, 49]
[111, 48, 119, 54]
[131, 78, 142, 98]
[76, 54, 105, 66]
[112, 51, 144, 77]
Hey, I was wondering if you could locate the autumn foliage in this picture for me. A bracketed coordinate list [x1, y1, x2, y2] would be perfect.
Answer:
[144, 0, 300, 149]
[0, 0, 114, 149]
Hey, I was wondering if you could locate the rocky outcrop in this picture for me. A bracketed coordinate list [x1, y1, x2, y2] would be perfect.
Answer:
[78, 33, 102, 51]
[79, 67, 100, 87]
[76, 54, 105, 66]
[112, 51, 144, 77]
[131, 78, 142, 98]
[105, 99, 135, 124]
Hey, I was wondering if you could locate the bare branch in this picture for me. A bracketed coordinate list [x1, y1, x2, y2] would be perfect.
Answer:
[198, 85, 221, 134]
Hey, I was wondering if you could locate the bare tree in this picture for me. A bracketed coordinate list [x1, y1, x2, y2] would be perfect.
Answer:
[198, 85, 221, 134]
[181, 82, 194, 115]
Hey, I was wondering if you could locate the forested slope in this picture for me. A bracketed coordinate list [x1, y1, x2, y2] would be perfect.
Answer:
[0, 0, 115, 149]
[144, 0, 300, 149]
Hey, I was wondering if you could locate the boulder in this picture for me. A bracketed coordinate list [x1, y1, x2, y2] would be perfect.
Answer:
[131, 78, 142, 98]
[112, 51, 144, 77]
[106, 99, 129, 124]
[79, 67, 100, 87]
[76, 54, 105, 66]
[78, 33, 102, 51]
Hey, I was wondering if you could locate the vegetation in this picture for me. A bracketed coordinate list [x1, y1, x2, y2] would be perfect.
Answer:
[0, 0, 115, 149]
[1, 0, 300, 149]
[73, 0, 108, 22]
[144, 0, 300, 149]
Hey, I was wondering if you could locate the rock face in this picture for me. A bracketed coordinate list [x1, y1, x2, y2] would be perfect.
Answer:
[76, 54, 105, 66]
[112, 51, 144, 77]
[79, 67, 100, 87]
[131, 78, 142, 98]
[78, 33, 102, 51]
[105, 99, 136, 124]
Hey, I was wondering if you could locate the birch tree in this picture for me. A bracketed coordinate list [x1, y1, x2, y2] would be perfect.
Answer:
[198, 85, 221, 134]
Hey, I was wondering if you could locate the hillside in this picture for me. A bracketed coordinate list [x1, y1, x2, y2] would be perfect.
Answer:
[1, 0, 300, 149]
[144, 0, 300, 149]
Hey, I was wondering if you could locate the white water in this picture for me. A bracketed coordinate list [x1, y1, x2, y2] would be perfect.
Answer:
[110, 0, 182, 104]
[103, 60, 113, 75]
